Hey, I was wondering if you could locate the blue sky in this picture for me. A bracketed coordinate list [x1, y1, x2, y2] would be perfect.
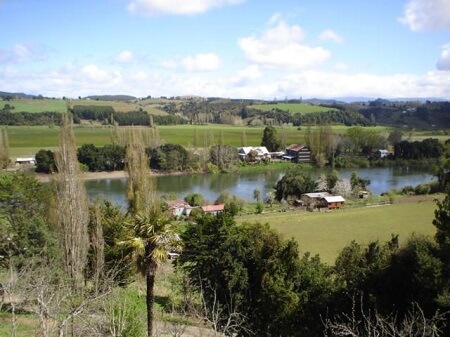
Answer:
[1, 0, 449, 100]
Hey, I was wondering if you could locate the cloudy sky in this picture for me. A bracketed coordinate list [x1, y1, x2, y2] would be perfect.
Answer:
[1, 0, 450, 100]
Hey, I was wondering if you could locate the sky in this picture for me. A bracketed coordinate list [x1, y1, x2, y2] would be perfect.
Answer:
[1, 0, 450, 100]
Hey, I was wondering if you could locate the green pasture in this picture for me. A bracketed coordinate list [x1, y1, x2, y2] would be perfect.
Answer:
[4, 98, 168, 115]
[237, 201, 438, 265]
[71, 98, 168, 115]
[6, 125, 115, 157]
[5, 124, 392, 158]
[250, 102, 339, 113]
[5, 99, 68, 113]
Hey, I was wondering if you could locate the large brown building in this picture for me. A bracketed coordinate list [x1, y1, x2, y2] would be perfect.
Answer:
[282, 144, 312, 163]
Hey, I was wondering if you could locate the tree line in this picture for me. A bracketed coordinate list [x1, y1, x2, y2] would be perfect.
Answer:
[35, 142, 239, 174]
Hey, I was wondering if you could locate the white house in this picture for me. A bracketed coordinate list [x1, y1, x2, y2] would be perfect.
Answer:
[15, 157, 36, 165]
[237, 146, 270, 161]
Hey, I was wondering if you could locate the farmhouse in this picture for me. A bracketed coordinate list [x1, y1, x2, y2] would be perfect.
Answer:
[282, 144, 311, 163]
[165, 199, 194, 217]
[237, 146, 270, 162]
[301, 192, 345, 210]
[201, 204, 225, 216]
[323, 196, 345, 209]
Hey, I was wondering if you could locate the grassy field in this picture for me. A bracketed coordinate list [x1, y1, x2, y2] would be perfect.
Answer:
[5, 125, 301, 157]
[5, 99, 68, 113]
[237, 200, 438, 265]
[250, 102, 339, 113]
[6, 124, 394, 158]
[5, 98, 169, 115]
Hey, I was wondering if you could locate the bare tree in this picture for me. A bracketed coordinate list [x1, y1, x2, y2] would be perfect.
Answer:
[193, 281, 254, 337]
[0, 127, 10, 169]
[51, 113, 90, 290]
[89, 202, 105, 296]
[125, 128, 157, 215]
[323, 296, 449, 337]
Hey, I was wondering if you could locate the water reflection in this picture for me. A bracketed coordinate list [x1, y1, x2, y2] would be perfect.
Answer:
[85, 167, 434, 207]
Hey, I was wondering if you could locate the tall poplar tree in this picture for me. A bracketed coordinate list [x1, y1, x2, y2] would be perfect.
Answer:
[51, 113, 89, 289]
[0, 127, 10, 169]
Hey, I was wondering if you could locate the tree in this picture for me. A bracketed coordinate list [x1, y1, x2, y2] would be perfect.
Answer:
[0, 172, 56, 268]
[35, 149, 56, 173]
[0, 127, 10, 169]
[121, 212, 180, 337]
[209, 144, 239, 171]
[350, 172, 370, 193]
[275, 171, 317, 202]
[261, 126, 282, 152]
[123, 128, 181, 337]
[433, 192, 450, 308]
[125, 129, 156, 215]
[184, 193, 205, 207]
[387, 130, 403, 146]
[50, 112, 89, 289]
[178, 214, 301, 336]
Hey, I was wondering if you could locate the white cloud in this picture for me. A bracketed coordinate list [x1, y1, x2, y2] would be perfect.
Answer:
[334, 62, 349, 71]
[0, 43, 49, 63]
[127, 0, 244, 16]
[238, 19, 330, 69]
[399, 0, 450, 31]
[81, 64, 111, 82]
[115, 50, 133, 63]
[437, 43, 450, 70]
[319, 29, 343, 43]
[230, 65, 262, 86]
[181, 53, 221, 72]
[161, 59, 178, 69]
[1, 62, 450, 100]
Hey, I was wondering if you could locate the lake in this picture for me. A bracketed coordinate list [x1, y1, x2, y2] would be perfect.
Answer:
[85, 167, 435, 206]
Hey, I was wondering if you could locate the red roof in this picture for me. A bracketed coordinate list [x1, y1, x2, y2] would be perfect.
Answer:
[201, 204, 225, 212]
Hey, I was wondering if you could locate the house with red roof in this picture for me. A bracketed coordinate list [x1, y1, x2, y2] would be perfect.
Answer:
[201, 204, 225, 216]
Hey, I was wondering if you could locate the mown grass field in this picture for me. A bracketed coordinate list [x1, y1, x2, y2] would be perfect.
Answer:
[250, 102, 339, 113]
[237, 200, 438, 265]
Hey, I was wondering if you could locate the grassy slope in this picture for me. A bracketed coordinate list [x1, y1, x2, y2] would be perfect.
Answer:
[251, 102, 339, 113]
[5, 98, 168, 115]
[237, 201, 437, 265]
[6, 99, 68, 113]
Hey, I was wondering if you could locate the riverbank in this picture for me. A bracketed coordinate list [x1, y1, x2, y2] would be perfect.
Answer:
[32, 170, 128, 183]
[31, 169, 194, 183]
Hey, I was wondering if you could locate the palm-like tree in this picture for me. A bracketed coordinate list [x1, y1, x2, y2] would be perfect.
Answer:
[122, 210, 181, 337]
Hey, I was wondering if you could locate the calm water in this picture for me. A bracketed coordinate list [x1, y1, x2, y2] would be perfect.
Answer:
[85, 167, 434, 206]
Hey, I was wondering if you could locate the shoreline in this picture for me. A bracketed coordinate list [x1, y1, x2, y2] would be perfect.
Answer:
[32, 169, 189, 183]
[33, 170, 128, 183]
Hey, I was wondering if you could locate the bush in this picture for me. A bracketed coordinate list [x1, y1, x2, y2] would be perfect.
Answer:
[415, 183, 431, 195]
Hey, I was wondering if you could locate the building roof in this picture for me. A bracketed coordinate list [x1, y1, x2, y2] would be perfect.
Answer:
[16, 157, 35, 162]
[201, 204, 225, 212]
[238, 146, 269, 156]
[302, 192, 331, 199]
[323, 196, 345, 203]
[166, 199, 190, 209]
[286, 144, 307, 152]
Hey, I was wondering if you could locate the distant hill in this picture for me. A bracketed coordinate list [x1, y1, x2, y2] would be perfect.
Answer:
[0, 91, 38, 99]
[84, 95, 137, 101]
